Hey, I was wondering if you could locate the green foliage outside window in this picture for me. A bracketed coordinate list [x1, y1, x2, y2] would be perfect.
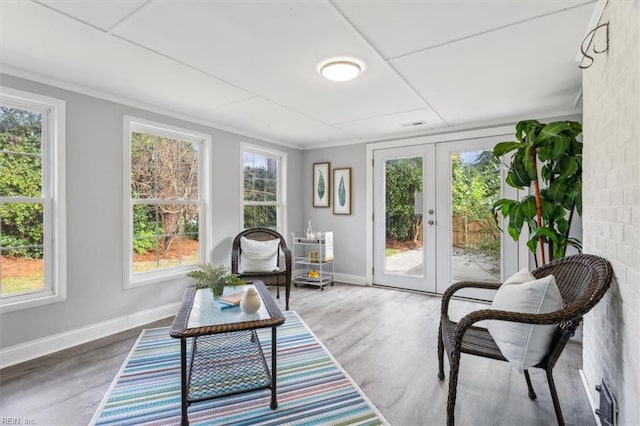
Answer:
[0, 107, 44, 259]
[451, 151, 501, 260]
[385, 158, 423, 241]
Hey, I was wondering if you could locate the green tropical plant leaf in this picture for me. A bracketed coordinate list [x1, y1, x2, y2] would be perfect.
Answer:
[544, 182, 569, 204]
[338, 176, 346, 207]
[557, 217, 569, 234]
[531, 226, 560, 245]
[538, 121, 571, 140]
[317, 171, 325, 200]
[493, 141, 521, 158]
[555, 156, 580, 181]
[506, 153, 531, 188]
[549, 135, 570, 160]
[515, 120, 541, 142]
[523, 146, 537, 179]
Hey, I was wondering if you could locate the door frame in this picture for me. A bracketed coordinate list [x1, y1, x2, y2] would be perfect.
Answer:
[365, 124, 528, 289]
[372, 144, 437, 292]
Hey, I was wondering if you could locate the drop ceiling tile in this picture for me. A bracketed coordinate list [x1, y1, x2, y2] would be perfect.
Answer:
[38, 0, 148, 31]
[336, 108, 446, 141]
[113, 1, 427, 124]
[335, 1, 595, 59]
[1, 1, 252, 117]
[204, 97, 360, 147]
[391, 6, 590, 126]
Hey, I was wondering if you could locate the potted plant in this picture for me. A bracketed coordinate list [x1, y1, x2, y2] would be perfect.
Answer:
[186, 263, 244, 298]
[492, 119, 583, 266]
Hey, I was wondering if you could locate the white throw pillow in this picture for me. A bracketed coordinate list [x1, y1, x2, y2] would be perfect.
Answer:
[239, 236, 280, 273]
[486, 268, 563, 372]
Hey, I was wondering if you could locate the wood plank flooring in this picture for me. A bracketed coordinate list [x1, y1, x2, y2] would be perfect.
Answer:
[0, 283, 596, 425]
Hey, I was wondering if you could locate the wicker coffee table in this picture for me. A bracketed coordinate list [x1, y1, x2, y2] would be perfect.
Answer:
[170, 281, 285, 425]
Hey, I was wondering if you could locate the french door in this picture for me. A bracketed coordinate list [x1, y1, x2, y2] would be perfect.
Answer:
[373, 138, 519, 297]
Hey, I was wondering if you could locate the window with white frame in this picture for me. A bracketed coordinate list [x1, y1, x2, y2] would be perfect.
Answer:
[124, 117, 209, 287]
[0, 87, 66, 312]
[242, 145, 285, 231]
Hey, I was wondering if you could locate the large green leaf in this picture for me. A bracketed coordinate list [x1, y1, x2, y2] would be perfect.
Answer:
[554, 156, 580, 181]
[492, 198, 517, 217]
[531, 226, 560, 245]
[539, 121, 571, 140]
[493, 141, 522, 158]
[516, 120, 541, 143]
[507, 196, 537, 239]
[544, 181, 569, 203]
[506, 153, 531, 188]
[556, 217, 569, 235]
[549, 135, 570, 160]
[523, 146, 537, 180]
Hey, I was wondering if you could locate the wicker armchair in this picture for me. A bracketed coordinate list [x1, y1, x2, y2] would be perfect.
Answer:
[438, 254, 613, 426]
[231, 227, 292, 310]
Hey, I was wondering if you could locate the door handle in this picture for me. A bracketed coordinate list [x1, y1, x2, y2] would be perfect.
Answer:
[428, 220, 435, 225]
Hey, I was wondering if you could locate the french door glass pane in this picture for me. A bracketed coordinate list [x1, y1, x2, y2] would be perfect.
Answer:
[450, 150, 501, 282]
[384, 157, 424, 276]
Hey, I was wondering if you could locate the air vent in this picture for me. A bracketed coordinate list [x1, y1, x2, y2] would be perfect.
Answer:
[400, 120, 426, 128]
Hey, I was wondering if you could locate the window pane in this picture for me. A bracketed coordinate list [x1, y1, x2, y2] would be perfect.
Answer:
[243, 152, 277, 202]
[130, 132, 155, 199]
[450, 150, 501, 282]
[1, 202, 45, 295]
[1, 106, 43, 197]
[244, 205, 277, 229]
[384, 157, 424, 276]
[0, 107, 42, 154]
[131, 133, 199, 201]
[131, 203, 199, 272]
[177, 141, 198, 199]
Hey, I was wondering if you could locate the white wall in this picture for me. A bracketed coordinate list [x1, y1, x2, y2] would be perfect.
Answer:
[0, 74, 304, 352]
[302, 144, 367, 282]
[581, 1, 640, 424]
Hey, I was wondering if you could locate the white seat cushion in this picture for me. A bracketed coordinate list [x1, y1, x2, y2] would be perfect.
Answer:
[486, 268, 563, 372]
[239, 236, 280, 273]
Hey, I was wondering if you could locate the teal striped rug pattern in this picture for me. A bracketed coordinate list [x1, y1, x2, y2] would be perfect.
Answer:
[91, 311, 386, 425]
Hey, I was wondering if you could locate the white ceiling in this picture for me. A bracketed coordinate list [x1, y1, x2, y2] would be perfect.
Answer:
[0, 0, 595, 149]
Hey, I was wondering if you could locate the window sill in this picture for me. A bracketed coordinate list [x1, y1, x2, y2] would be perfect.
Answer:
[0, 291, 67, 314]
[126, 265, 195, 289]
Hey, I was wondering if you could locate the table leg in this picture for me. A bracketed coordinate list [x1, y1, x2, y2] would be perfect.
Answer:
[180, 338, 189, 425]
[270, 327, 278, 410]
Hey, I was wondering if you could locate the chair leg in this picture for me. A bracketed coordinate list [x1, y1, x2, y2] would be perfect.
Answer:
[437, 324, 445, 380]
[276, 286, 280, 299]
[446, 351, 460, 426]
[524, 369, 537, 400]
[546, 368, 565, 426]
[285, 283, 290, 311]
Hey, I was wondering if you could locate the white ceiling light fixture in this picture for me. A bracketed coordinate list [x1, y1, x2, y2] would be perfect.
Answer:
[319, 59, 363, 82]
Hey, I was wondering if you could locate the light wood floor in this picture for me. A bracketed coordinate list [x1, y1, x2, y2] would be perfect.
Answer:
[0, 283, 596, 426]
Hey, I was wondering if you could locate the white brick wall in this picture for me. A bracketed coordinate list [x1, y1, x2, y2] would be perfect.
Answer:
[582, 1, 640, 424]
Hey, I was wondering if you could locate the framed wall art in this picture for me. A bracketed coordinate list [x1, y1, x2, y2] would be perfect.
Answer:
[333, 167, 351, 215]
[312, 162, 330, 207]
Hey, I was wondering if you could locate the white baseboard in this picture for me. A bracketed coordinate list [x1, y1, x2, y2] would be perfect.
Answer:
[333, 273, 368, 286]
[580, 369, 602, 426]
[0, 302, 180, 369]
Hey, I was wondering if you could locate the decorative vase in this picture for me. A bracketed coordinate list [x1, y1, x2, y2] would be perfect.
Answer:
[240, 287, 261, 314]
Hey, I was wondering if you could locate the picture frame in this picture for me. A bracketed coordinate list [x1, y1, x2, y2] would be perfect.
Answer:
[312, 162, 330, 207]
[333, 167, 352, 215]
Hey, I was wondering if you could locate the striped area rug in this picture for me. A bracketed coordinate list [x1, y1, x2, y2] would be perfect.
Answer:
[91, 311, 386, 425]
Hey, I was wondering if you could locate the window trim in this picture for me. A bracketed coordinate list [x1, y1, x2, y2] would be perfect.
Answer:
[0, 86, 67, 313]
[240, 143, 287, 235]
[123, 116, 211, 288]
